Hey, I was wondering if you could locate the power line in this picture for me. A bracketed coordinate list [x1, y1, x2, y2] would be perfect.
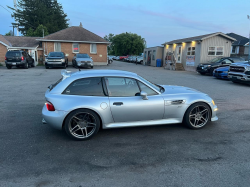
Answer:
[0, 5, 12, 13]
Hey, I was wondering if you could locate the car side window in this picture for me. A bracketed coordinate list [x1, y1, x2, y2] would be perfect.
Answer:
[224, 59, 232, 64]
[137, 81, 158, 96]
[63, 77, 105, 96]
[105, 77, 140, 97]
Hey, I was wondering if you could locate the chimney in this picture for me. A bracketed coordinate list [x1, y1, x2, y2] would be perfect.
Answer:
[79, 22, 83, 27]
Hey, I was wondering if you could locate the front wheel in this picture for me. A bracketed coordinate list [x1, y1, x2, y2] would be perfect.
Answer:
[64, 109, 100, 140]
[183, 102, 211, 129]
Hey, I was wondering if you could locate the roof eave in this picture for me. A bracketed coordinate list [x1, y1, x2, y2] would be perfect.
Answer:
[201, 32, 237, 41]
[36, 39, 110, 44]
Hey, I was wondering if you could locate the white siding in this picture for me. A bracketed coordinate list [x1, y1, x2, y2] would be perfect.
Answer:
[200, 36, 232, 64]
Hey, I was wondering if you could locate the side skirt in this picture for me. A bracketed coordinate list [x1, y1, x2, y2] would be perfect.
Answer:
[103, 118, 182, 129]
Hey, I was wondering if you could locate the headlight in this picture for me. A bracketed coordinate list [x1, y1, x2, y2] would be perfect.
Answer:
[212, 100, 215, 106]
[61, 59, 65, 62]
[45, 58, 48, 62]
[246, 66, 250, 71]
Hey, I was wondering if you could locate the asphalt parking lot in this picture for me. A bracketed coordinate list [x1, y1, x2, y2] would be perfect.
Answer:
[1, 61, 250, 187]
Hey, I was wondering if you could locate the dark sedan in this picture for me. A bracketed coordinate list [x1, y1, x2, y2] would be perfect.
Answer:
[45, 52, 68, 69]
[196, 57, 245, 75]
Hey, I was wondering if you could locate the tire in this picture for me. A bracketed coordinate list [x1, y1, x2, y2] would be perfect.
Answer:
[183, 102, 211, 129]
[64, 109, 100, 140]
[66, 60, 68, 67]
[6, 65, 12, 69]
[63, 63, 66, 69]
[45, 64, 49, 69]
[91, 66, 93, 69]
[31, 61, 35, 67]
[209, 68, 214, 76]
[24, 62, 29, 69]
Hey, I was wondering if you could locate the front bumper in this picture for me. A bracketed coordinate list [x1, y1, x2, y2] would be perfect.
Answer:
[46, 62, 65, 67]
[77, 62, 93, 68]
[196, 67, 210, 73]
[42, 105, 69, 130]
[213, 72, 229, 79]
[228, 72, 250, 83]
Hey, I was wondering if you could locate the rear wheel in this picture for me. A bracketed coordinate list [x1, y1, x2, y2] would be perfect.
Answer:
[24, 62, 29, 69]
[183, 102, 211, 129]
[64, 109, 100, 140]
[31, 61, 35, 67]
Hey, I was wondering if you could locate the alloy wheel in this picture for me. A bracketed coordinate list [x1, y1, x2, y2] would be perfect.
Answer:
[69, 112, 97, 138]
[189, 105, 209, 128]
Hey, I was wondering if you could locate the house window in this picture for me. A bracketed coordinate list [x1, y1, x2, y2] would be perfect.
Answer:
[54, 42, 61, 52]
[73, 43, 79, 53]
[187, 47, 195, 55]
[90, 44, 97, 54]
[152, 50, 156, 60]
[232, 46, 237, 54]
[208, 46, 224, 56]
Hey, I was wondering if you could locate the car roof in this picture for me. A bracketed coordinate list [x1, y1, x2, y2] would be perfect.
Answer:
[69, 69, 138, 79]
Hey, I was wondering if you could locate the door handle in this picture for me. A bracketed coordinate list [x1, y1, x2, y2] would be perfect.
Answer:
[113, 102, 123, 106]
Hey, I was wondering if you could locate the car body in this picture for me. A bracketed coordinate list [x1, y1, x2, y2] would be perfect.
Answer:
[72, 53, 93, 69]
[228, 61, 250, 84]
[42, 70, 218, 140]
[45, 52, 68, 69]
[213, 66, 230, 79]
[196, 57, 245, 75]
[213, 61, 248, 79]
[5, 50, 34, 69]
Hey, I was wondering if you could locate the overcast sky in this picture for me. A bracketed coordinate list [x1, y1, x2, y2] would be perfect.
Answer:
[0, 0, 250, 47]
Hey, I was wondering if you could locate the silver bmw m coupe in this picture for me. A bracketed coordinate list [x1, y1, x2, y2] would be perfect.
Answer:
[42, 70, 218, 140]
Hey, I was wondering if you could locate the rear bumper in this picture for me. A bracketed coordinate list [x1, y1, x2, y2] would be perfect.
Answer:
[5, 61, 26, 66]
[42, 105, 69, 130]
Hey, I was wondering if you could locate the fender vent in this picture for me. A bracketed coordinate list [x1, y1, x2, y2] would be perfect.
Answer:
[171, 100, 185, 104]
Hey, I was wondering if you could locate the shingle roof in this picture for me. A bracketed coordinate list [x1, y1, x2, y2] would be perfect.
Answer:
[0, 35, 12, 46]
[37, 26, 109, 43]
[163, 32, 236, 45]
[3, 35, 40, 48]
[226, 33, 249, 46]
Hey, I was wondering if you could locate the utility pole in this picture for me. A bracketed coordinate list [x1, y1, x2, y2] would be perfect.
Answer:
[248, 15, 250, 61]
[13, 0, 19, 36]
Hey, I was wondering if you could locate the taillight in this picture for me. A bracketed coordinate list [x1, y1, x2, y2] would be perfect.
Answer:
[21, 56, 24, 61]
[5, 56, 6, 60]
[45, 101, 55, 111]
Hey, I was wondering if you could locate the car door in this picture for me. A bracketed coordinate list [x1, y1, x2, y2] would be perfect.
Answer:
[106, 77, 164, 123]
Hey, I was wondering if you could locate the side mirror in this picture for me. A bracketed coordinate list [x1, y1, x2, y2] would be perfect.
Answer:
[140, 91, 148, 100]
[90, 57, 92, 59]
[44, 54, 47, 57]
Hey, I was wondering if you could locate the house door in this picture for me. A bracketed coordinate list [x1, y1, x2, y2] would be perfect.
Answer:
[176, 46, 182, 63]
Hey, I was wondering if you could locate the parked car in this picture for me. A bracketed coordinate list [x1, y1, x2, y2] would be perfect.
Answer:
[42, 69, 218, 140]
[45, 52, 68, 69]
[136, 56, 143, 64]
[228, 61, 250, 84]
[213, 61, 248, 79]
[72, 53, 93, 69]
[114, 56, 120, 60]
[5, 50, 34, 69]
[196, 57, 245, 75]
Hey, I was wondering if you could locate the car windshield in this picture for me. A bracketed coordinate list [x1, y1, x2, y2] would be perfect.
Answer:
[208, 57, 223, 63]
[48, 52, 64, 57]
[138, 75, 161, 92]
[77, 54, 90, 58]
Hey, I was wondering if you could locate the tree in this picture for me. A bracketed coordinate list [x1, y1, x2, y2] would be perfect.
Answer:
[112, 32, 145, 56]
[26, 24, 49, 37]
[104, 33, 115, 55]
[5, 30, 13, 36]
[8, 0, 69, 36]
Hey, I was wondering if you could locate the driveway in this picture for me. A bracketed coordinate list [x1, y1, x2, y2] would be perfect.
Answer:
[0, 61, 250, 186]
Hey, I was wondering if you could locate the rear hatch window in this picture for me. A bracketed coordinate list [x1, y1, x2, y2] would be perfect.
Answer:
[6, 51, 21, 57]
